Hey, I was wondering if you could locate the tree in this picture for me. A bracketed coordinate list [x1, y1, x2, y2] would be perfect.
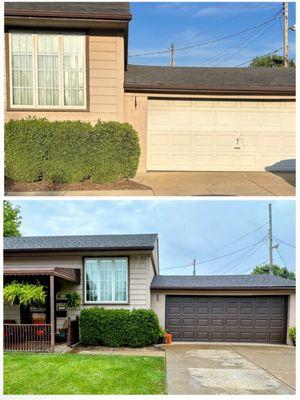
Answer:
[3, 200, 22, 237]
[250, 54, 295, 68]
[251, 263, 295, 280]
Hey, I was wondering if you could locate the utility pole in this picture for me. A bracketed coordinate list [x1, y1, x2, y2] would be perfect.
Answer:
[170, 43, 175, 67]
[269, 203, 273, 274]
[193, 259, 196, 276]
[283, 2, 289, 67]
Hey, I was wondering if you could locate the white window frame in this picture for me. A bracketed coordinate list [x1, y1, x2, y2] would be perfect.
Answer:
[9, 30, 87, 110]
[84, 258, 129, 304]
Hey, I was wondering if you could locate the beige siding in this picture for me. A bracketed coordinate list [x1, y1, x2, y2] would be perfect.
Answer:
[4, 253, 153, 329]
[151, 290, 296, 345]
[4, 31, 124, 124]
[124, 93, 296, 172]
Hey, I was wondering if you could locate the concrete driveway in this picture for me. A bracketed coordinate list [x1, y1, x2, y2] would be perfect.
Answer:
[166, 343, 295, 395]
[134, 171, 295, 196]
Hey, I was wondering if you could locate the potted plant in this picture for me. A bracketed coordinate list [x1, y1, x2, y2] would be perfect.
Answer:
[164, 330, 173, 344]
[65, 291, 81, 309]
[288, 327, 296, 346]
[3, 281, 46, 307]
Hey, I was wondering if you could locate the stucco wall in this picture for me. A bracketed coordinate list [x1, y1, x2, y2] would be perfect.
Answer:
[151, 290, 296, 345]
[4, 30, 125, 124]
[4, 251, 154, 329]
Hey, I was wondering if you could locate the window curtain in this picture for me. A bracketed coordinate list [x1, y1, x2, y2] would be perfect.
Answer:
[11, 32, 33, 105]
[63, 34, 85, 106]
[114, 259, 128, 302]
[37, 34, 59, 106]
[99, 259, 113, 302]
[85, 259, 98, 301]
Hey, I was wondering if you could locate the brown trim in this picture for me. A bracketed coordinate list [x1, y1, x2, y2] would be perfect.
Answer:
[4, 268, 81, 284]
[50, 275, 55, 352]
[151, 286, 295, 291]
[82, 256, 130, 306]
[5, 10, 132, 21]
[124, 83, 296, 96]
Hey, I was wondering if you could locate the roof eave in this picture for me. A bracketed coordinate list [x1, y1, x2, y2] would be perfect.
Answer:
[4, 246, 155, 253]
[150, 285, 295, 291]
[124, 83, 296, 96]
[5, 9, 132, 21]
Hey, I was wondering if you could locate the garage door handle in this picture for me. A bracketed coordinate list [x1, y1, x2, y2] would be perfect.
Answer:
[234, 136, 241, 149]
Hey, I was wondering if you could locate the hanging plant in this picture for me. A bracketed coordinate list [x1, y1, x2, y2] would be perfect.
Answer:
[3, 281, 46, 306]
[65, 291, 81, 309]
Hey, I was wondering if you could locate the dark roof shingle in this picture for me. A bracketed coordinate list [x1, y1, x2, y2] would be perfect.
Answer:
[125, 65, 295, 94]
[4, 234, 158, 252]
[5, 2, 131, 18]
[151, 274, 295, 290]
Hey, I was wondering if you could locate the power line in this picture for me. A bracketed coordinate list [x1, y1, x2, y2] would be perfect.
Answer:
[273, 236, 295, 248]
[234, 47, 283, 67]
[129, 11, 282, 58]
[199, 18, 275, 66]
[220, 240, 267, 275]
[211, 237, 267, 275]
[276, 247, 288, 268]
[211, 18, 279, 67]
[162, 239, 266, 271]
[160, 223, 268, 271]
[176, 2, 265, 47]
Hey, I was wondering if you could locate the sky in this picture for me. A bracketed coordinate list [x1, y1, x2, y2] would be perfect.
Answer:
[10, 200, 295, 276]
[128, 1, 296, 67]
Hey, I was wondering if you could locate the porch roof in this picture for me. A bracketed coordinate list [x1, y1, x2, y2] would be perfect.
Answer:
[4, 267, 80, 283]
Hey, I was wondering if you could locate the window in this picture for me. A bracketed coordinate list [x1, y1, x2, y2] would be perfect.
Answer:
[85, 258, 128, 303]
[9, 31, 86, 109]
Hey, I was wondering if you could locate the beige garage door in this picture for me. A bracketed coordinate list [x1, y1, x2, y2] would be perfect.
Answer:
[147, 99, 295, 171]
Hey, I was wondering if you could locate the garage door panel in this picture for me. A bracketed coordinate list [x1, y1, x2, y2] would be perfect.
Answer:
[148, 99, 295, 171]
[166, 295, 287, 344]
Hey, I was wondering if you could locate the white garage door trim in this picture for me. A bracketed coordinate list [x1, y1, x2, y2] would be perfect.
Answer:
[147, 98, 295, 172]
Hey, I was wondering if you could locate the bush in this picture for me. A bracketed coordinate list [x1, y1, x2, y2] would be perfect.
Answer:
[5, 118, 140, 184]
[80, 308, 161, 348]
[289, 327, 296, 346]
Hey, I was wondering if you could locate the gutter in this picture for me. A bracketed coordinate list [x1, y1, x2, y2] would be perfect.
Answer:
[5, 10, 132, 21]
[124, 83, 296, 96]
[4, 246, 155, 253]
[150, 286, 295, 291]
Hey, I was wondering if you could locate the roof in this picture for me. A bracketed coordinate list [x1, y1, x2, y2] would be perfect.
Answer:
[4, 234, 158, 252]
[124, 65, 296, 95]
[151, 274, 296, 291]
[4, 2, 131, 20]
[4, 267, 81, 283]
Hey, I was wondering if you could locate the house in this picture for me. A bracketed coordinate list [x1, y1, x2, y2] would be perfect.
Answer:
[4, 234, 296, 351]
[4, 2, 296, 174]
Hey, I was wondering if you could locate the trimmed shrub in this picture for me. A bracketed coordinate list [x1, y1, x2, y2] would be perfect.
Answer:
[80, 308, 161, 348]
[5, 118, 140, 184]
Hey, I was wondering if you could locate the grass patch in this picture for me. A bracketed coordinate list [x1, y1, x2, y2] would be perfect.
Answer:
[4, 353, 165, 395]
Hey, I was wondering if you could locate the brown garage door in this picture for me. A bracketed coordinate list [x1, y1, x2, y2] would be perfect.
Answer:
[166, 295, 287, 344]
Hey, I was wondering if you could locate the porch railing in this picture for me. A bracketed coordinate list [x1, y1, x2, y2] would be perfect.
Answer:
[4, 324, 51, 352]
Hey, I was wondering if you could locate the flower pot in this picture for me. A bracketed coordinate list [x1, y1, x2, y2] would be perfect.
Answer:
[165, 332, 172, 344]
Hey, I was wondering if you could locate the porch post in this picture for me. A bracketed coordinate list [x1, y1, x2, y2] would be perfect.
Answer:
[50, 275, 55, 352]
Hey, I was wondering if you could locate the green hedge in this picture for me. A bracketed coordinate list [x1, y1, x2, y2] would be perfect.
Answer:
[5, 118, 140, 183]
[80, 308, 161, 348]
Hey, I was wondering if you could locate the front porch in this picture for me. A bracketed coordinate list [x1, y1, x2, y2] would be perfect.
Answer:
[4, 267, 80, 352]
